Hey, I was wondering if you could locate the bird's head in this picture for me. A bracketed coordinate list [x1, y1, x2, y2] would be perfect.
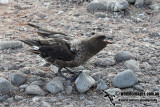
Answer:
[84, 35, 112, 55]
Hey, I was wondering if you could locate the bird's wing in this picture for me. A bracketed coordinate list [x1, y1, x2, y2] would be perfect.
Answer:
[20, 39, 75, 61]
[28, 23, 68, 37]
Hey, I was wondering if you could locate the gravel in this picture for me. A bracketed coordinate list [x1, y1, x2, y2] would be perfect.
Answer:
[25, 85, 46, 96]
[0, 41, 22, 50]
[0, 78, 14, 94]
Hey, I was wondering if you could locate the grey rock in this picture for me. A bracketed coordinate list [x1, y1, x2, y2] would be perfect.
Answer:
[133, 85, 144, 91]
[113, 69, 138, 88]
[7, 97, 13, 104]
[21, 67, 31, 74]
[79, 94, 85, 100]
[41, 101, 51, 107]
[92, 72, 103, 81]
[94, 12, 107, 18]
[124, 60, 140, 72]
[30, 80, 44, 87]
[45, 77, 64, 94]
[0, 41, 22, 50]
[20, 84, 28, 89]
[65, 85, 73, 94]
[25, 85, 45, 96]
[105, 88, 121, 96]
[50, 66, 58, 73]
[9, 73, 26, 86]
[75, 73, 95, 93]
[0, 78, 14, 94]
[115, 51, 133, 62]
[144, 0, 152, 5]
[0, 96, 7, 102]
[14, 95, 23, 101]
[88, 0, 129, 12]
[141, 62, 152, 71]
[2, 62, 19, 71]
[96, 79, 108, 91]
[149, 4, 160, 11]
[95, 59, 108, 67]
[73, 65, 85, 71]
[126, 0, 135, 3]
[134, 0, 144, 8]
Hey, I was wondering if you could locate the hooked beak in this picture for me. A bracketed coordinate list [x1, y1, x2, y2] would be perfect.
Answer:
[105, 40, 112, 44]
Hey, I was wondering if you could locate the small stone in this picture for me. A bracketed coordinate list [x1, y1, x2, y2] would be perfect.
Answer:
[95, 59, 108, 67]
[79, 94, 85, 100]
[144, 0, 152, 5]
[88, 0, 129, 12]
[20, 84, 28, 89]
[134, 0, 144, 8]
[115, 51, 133, 62]
[94, 12, 107, 18]
[141, 62, 152, 71]
[0, 78, 14, 94]
[20, 67, 31, 74]
[92, 72, 103, 81]
[96, 79, 108, 91]
[25, 85, 45, 96]
[126, 0, 136, 3]
[65, 85, 73, 95]
[8, 73, 26, 86]
[0, 96, 7, 102]
[50, 66, 58, 73]
[41, 101, 52, 107]
[133, 85, 144, 91]
[7, 97, 13, 104]
[149, 4, 160, 11]
[0, 41, 22, 50]
[124, 60, 140, 72]
[30, 80, 44, 87]
[75, 73, 95, 93]
[45, 77, 64, 94]
[73, 65, 84, 71]
[14, 95, 23, 101]
[104, 88, 121, 96]
[113, 69, 138, 88]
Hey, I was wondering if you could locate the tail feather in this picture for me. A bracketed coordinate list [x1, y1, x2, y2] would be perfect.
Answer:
[20, 39, 42, 46]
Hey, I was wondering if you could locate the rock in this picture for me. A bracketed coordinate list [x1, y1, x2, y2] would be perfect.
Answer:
[20, 84, 28, 89]
[115, 51, 133, 62]
[0, 78, 14, 94]
[113, 69, 138, 88]
[0, 0, 10, 5]
[88, 0, 129, 12]
[65, 85, 73, 94]
[126, 0, 135, 3]
[8, 73, 26, 86]
[96, 79, 108, 91]
[134, 0, 144, 8]
[45, 77, 64, 94]
[14, 95, 23, 101]
[75, 73, 95, 93]
[30, 80, 44, 87]
[124, 60, 140, 72]
[0, 96, 7, 102]
[50, 66, 58, 73]
[105, 88, 121, 96]
[144, 0, 152, 5]
[20, 67, 31, 74]
[133, 85, 144, 91]
[25, 85, 45, 96]
[0, 41, 22, 50]
[92, 72, 103, 81]
[41, 101, 52, 107]
[2, 62, 19, 71]
[7, 97, 13, 104]
[73, 65, 85, 71]
[141, 62, 152, 71]
[149, 4, 160, 11]
[94, 12, 107, 18]
[95, 58, 115, 67]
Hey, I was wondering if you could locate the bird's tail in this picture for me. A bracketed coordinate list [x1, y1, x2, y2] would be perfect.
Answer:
[19, 39, 42, 46]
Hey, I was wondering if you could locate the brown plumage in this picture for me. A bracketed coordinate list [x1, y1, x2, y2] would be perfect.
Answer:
[21, 25, 111, 81]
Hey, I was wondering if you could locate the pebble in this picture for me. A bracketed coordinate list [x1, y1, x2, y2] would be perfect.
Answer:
[75, 73, 95, 93]
[88, 0, 129, 12]
[92, 72, 103, 81]
[94, 12, 107, 18]
[134, 0, 144, 8]
[65, 85, 73, 95]
[133, 85, 144, 91]
[14, 95, 23, 101]
[104, 88, 121, 96]
[20, 67, 31, 74]
[20, 84, 28, 89]
[96, 79, 108, 91]
[30, 80, 44, 87]
[45, 77, 64, 94]
[126, 0, 135, 3]
[149, 4, 160, 11]
[124, 60, 140, 72]
[115, 51, 133, 62]
[0, 41, 22, 50]
[25, 85, 45, 96]
[8, 73, 26, 86]
[0, 78, 14, 94]
[112, 69, 138, 88]
[41, 101, 52, 107]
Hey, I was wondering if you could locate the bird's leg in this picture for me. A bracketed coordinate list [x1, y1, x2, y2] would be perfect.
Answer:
[56, 68, 74, 81]
[63, 67, 74, 74]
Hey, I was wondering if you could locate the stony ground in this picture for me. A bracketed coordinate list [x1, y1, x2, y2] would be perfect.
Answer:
[0, 0, 160, 107]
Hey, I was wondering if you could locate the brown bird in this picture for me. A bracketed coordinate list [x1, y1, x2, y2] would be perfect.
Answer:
[20, 33, 111, 81]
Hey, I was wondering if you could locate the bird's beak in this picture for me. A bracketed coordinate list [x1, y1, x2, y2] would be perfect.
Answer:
[105, 40, 112, 44]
